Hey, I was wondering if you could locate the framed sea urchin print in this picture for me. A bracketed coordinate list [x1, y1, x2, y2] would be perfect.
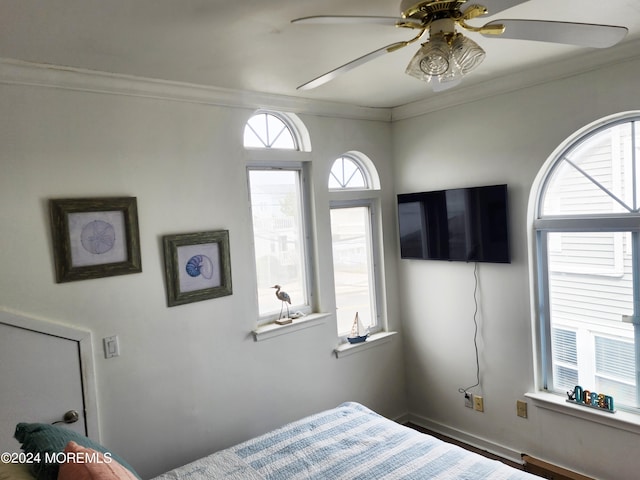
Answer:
[49, 197, 142, 283]
[163, 230, 232, 307]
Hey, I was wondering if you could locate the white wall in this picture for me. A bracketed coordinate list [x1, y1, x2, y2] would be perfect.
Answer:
[0, 68, 405, 478]
[394, 57, 640, 480]
[5, 53, 640, 480]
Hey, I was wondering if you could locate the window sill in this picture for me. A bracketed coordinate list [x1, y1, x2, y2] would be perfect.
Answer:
[333, 331, 397, 358]
[252, 313, 331, 342]
[526, 391, 640, 435]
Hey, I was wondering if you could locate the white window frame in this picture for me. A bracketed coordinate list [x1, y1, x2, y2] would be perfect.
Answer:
[247, 162, 315, 325]
[328, 151, 385, 343]
[243, 110, 312, 153]
[533, 113, 640, 414]
[243, 110, 315, 327]
[329, 155, 371, 191]
[330, 198, 383, 341]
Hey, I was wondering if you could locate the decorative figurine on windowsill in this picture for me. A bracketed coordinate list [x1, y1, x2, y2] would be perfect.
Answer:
[347, 312, 369, 344]
[566, 385, 615, 412]
[272, 284, 292, 325]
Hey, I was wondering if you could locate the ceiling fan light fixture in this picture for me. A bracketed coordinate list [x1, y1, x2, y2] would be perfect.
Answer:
[405, 31, 485, 91]
[450, 33, 486, 74]
[419, 38, 450, 75]
[405, 34, 449, 79]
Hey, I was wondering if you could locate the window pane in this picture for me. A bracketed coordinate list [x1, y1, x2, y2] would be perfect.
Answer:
[596, 377, 636, 408]
[595, 333, 636, 407]
[546, 231, 636, 406]
[330, 206, 375, 336]
[547, 232, 632, 322]
[329, 157, 366, 189]
[551, 329, 578, 391]
[542, 123, 633, 215]
[548, 231, 627, 277]
[555, 365, 580, 391]
[596, 336, 635, 380]
[552, 328, 577, 365]
[249, 169, 307, 317]
[243, 113, 296, 149]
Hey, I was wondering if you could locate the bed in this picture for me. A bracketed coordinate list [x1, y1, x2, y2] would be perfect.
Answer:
[5, 401, 537, 480]
[152, 402, 537, 480]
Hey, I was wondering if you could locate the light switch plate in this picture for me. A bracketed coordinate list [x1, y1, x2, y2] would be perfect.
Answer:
[103, 335, 120, 358]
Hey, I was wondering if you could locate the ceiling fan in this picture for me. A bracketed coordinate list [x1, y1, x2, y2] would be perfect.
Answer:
[292, 0, 628, 92]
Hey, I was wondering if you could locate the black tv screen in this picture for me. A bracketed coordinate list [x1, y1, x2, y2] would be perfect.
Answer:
[397, 184, 510, 263]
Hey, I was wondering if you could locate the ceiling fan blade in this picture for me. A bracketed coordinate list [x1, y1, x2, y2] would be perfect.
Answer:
[482, 19, 628, 48]
[297, 42, 409, 91]
[480, 0, 531, 16]
[291, 15, 422, 29]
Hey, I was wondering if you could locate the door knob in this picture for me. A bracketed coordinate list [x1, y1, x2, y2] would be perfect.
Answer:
[52, 410, 79, 425]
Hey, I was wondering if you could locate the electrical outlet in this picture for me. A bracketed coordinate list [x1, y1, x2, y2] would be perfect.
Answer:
[464, 393, 474, 408]
[473, 395, 484, 412]
[517, 400, 528, 418]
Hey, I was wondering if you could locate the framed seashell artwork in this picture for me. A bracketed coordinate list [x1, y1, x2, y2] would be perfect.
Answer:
[49, 197, 142, 282]
[162, 230, 232, 307]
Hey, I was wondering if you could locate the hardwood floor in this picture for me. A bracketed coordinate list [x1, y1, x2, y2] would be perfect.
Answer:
[405, 423, 525, 470]
[405, 423, 594, 479]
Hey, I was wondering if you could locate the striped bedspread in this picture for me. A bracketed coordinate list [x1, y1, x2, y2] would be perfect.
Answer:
[153, 402, 537, 479]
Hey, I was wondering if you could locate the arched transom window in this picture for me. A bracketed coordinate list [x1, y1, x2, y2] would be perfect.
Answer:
[243, 112, 297, 150]
[329, 156, 368, 189]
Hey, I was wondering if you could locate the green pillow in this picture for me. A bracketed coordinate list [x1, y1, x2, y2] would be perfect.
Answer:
[14, 423, 140, 480]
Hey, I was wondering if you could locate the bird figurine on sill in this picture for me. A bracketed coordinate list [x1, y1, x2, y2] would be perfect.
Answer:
[272, 284, 291, 323]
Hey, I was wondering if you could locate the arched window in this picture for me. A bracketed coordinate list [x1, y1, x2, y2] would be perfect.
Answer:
[243, 112, 297, 150]
[329, 156, 367, 189]
[533, 113, 640, 412]
[328, 152, 384, 340]
[244, 111, 313, 323]
[328, 151, 380, 191]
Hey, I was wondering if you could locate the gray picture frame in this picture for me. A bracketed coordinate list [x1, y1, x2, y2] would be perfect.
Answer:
[163, 230, 232, 307]
[49, 197, 142, 283]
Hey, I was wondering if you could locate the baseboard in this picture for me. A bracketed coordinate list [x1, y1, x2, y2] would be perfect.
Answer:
[393, 411, 410, 425]
[404, 412, 596, 479]
[522, 455, 594, 480]
[407, 412, 525, 466]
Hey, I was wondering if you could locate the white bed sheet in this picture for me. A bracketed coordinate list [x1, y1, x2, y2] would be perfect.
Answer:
[153, 402, 537, 480]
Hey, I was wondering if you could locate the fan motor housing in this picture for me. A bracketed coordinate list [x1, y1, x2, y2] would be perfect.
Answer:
[401, 0, 468, 22]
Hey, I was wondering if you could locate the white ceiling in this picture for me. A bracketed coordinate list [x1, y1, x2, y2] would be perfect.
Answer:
[0, 0, 639, 109]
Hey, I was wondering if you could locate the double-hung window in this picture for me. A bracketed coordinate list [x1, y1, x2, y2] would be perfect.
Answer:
[329, 154, 383, 339]
[248, 166, 311, 320]
[535, 114, 640, 412]
[244, 112, 313, 323]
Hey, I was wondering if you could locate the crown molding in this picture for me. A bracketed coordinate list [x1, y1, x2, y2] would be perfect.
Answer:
[0, 58, 392, 122]
[3, 36, 639, 125]
[391, 37, 640, 121]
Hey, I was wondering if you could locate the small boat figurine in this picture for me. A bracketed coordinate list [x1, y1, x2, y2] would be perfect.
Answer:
[347, 312, 369, 344]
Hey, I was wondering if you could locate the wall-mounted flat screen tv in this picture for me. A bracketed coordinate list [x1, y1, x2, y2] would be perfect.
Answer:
[397, 184, 510, 263]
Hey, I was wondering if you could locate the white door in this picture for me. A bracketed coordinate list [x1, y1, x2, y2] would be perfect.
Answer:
[0, 322, 87, 453]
